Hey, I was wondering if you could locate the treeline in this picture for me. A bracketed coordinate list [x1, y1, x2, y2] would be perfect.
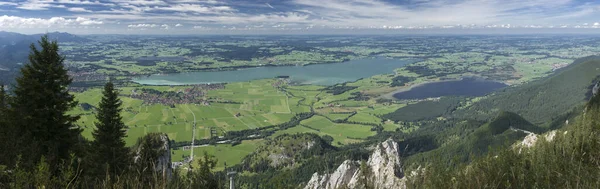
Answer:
[324, 83, 358, 95]
[235, 133, 337, 172]
[171, 112, 315, 149]
[348, 91, 370, 101]
[0, 36, 225, 188]
[320, 113, 384, 133]
[382, 97, 462, 122]
[390, 75, 416, 87]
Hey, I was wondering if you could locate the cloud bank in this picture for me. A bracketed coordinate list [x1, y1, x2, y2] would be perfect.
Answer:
[0, 0, 599, 34]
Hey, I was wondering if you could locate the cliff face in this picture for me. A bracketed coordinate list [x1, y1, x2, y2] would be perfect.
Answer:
[155, 134, 172, 178]
[368, 138, 405, 189]
[305, 160, 361, 189]
[304, 138, 406, 189]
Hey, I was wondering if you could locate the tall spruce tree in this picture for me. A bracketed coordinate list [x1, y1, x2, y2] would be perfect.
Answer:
[10, 35, 81, 171]
[89, 81, 130, 178]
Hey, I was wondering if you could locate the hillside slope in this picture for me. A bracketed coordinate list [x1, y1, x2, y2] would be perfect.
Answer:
[238, 133, 336, 172]
[405, 111, 542, 166]
[408, 93, 600, 189]
[457, 56, 600, 125]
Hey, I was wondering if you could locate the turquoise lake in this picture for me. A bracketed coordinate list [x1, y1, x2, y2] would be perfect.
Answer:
[133, 58, 416, 86]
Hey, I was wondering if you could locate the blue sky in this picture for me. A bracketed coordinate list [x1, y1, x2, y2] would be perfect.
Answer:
[1, 0, 600, 34]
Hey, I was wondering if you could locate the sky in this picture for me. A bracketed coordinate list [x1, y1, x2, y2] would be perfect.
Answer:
[1, 0, 600, 35]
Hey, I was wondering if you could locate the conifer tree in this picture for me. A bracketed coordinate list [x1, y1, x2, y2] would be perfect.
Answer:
[10, 35, 81, 171]
[89, 81, 130, 178]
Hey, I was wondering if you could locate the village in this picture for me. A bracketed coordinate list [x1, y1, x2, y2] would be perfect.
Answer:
[129, 84, 225, 106]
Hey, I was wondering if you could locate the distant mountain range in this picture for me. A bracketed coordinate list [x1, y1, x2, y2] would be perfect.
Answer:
[0, 31, 89, 84]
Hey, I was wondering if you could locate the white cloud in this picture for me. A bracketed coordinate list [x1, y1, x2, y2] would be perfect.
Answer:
[109, 0, 166, 6]
[0, 2, 18, 6]
[68, 7, 92, 12]
[127, 23, 158, 28]
[56, 0, 115, 6]
[76, 17, 103, 25]
[171, 0, 222, 4]
[175, 23, 183, 27]
[0, 15, 103, 28]
[17, 1, 66, 10]
[152, 4, 234, 14]
[289, 0, 587, 27]
[266, 3, 274, 9]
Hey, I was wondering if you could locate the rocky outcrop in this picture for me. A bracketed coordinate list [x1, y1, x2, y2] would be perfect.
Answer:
[305, 160, 361, 189]
[133, 133, 172, 179]
[304, 138, 406, 189]
[515, 130, 565, 153]
[368, 138, 405, 189]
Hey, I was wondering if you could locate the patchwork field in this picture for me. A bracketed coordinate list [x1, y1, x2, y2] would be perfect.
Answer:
[73, 79, 300, 146]
[72, 78, 401, 168]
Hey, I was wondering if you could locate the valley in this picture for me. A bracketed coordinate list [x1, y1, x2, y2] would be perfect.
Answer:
[59, 35, 600, 179]
[3, 32, 600, 188]
[4, 0, 600, 188]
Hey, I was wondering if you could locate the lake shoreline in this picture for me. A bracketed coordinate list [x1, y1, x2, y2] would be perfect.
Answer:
[133, 57, 418, 86]
[380, 79, 457, 100]
[381, 77, 508, 100]
[133, 56, 375, 78]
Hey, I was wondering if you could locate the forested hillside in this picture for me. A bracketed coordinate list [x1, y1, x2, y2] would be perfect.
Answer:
[404, 111, 542, 166]
[409, 92, 600, 189]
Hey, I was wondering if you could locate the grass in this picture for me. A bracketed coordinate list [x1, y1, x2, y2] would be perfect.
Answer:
[171, 139, 263, 171]
[72, 79, 298, 146]
[348, 112, 382, 124]
[272, 116, 376, 146]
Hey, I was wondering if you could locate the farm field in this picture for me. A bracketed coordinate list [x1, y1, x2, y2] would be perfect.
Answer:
[73, 79, 303, 146]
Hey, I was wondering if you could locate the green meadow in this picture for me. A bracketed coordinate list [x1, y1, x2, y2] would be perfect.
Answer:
[171, 139, 263, 171]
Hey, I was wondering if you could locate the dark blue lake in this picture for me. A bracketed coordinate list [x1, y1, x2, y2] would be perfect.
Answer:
[393, 78, 508, 100]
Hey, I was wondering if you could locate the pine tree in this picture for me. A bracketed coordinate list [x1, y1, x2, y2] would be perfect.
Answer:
[10, 35, 81, 171]
[89, 81, 130, 179]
